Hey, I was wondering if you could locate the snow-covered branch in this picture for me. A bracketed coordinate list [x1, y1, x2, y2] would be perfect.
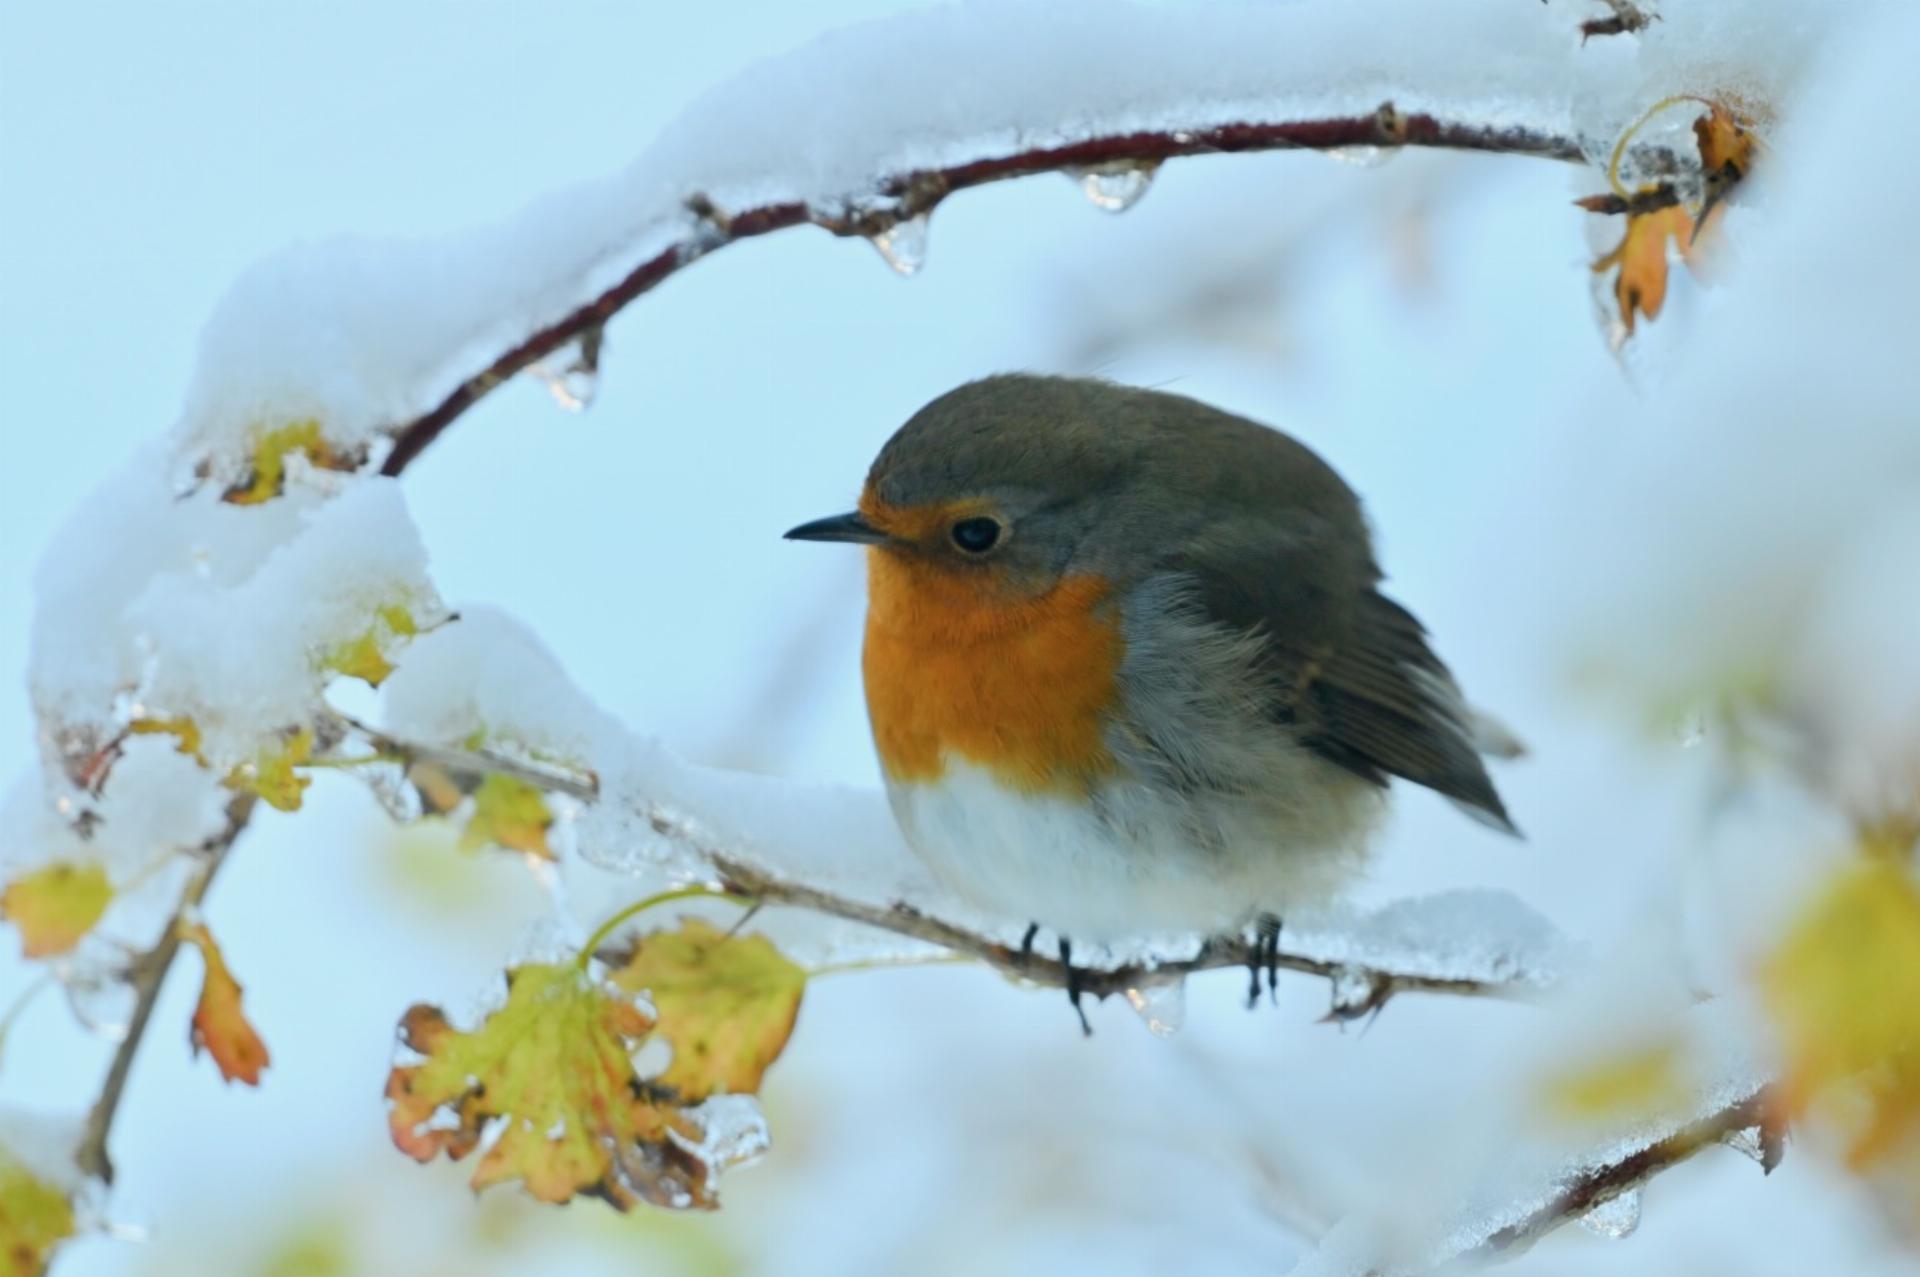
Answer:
[163, 0, 1778, 496]
[376, 104, 1593, 476]
[1295, 1076, 1781, 1274]
[342, 713, 1565, 1019]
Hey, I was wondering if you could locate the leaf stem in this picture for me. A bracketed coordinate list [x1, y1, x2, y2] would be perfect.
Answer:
[1607, 93, 1705, 196]
[575, 886, 752, 969]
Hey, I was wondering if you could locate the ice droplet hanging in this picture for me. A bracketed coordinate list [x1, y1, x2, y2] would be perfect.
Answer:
[1066, 161, 1159, 213]
[868, 214, 929, 276]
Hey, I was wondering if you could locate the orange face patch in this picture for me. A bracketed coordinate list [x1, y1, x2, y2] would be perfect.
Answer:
[859, 493, 1122, 795]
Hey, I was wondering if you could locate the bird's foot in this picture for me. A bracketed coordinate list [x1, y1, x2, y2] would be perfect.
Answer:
[1017, 922, 1040, 968]
[1059, 936, 1092, 1037]
[1245, 913, 1283, 1010]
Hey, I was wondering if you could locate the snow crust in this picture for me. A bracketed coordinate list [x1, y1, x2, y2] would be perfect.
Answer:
[167, 0, 1846, 482]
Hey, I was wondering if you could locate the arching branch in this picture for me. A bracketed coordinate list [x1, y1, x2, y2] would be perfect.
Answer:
[378, 104, 1623, 476]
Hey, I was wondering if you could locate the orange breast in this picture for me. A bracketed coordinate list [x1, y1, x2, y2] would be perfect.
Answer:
[862, 552, 1123, 796]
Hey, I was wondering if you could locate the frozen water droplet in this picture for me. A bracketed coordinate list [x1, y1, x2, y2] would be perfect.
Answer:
[1326, 145, 1397, 169]
[530, 362, 598, 413]
[1579, 1189, 1642, 1239]
[575, 798, 714, 883]
[1721, 1123, 1781, 1171]
[673, 1094, 771, 1175]
[60, 967, 135, 1042]
[528, 326, 604, 412]
[1123, 978, 1186, 1037]
[869, 214, 929, 276]
[1722, 1124, 1765, 1163]
[1326, 965, 1384, 1020]
[1066, 162, 1159, 213]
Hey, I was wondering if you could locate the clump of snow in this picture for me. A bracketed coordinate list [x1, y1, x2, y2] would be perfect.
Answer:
[384, 606, 621, 768]
[1286, 889, 1569, 990]
[30, 445, 317, 764]
[1, 738, 227, 958]
[116, 478, 438, 766]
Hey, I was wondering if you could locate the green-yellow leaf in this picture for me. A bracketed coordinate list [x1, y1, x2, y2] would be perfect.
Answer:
[1762, 857, 1920, 1168]
[0, 1151, 75, 1277]
[225, 420, 338, 506]
[320, 602, 424, 688]
[1538, 1039, 1685, 1126]
[224, 729, 314, 812]
[612, 919, 806, 1101]
[386, 963, 710, 1210]
[460, 775, 554, 860]
[322, 633, 396, 687]
[1, 864, 112, 959]
[128, 715, 205, 764]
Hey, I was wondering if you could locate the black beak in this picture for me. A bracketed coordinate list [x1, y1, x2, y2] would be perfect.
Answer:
[783, 511, 890, 545]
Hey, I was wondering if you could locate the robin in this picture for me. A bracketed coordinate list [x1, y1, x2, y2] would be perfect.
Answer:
[786, 375, 1517, 1020]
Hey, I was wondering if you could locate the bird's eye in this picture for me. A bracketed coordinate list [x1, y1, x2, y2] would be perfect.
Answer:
[949, 516, 1003, 554]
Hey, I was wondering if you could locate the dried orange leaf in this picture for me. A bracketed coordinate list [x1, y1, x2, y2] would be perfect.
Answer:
[1, 864, 112, 959]
[386, 963, 713, 1209]
[223, 728, 313, 812]
[1694, 101, 1756, 181]
[181, 922, 270, 1085]
[459, 774, 554, 860]
[1592, 198, 1695, 335]
[0, 1150, 74, 1277]
[613, 919, 805, 1102]
[1762, 858, 1920, 1168]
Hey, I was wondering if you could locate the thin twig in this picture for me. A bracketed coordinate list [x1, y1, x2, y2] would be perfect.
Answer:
[1465, 1083, 1779, 1259]
[709, 841, 1537, 1011]
[73, 793, 256, 1185]
[377, 105, 1617, 477]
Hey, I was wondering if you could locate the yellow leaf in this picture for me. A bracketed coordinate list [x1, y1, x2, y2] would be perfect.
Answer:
[1, 864, 112, 960]
[1592, 196, 1695, 336]
[459, 775, 554, 860]
[128, 715, 205, 764]
[1762, 858, 1920, 1168]
[612, 919, 806, 1101]
[181, 922, 270, 1086]
[322, 633, 395, 687]
[224, 728, 314, 812]
[1538, 1040, 1686, 1125]
[385, 963, 712, 1210]
[224, 420, 341, 507]
[320, 602, 424, 689]
[0, 1151, 74, 1277]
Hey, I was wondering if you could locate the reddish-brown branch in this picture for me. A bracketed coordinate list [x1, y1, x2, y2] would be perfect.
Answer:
[380, 106, 1593, 476]
[74, 794, 256, 1185]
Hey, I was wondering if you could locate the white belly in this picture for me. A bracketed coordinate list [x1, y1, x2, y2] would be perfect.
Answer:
[886, 759, 1382, 946]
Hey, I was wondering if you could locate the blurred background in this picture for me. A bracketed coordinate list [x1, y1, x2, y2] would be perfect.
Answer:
[3, 2, 1911, 1274]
